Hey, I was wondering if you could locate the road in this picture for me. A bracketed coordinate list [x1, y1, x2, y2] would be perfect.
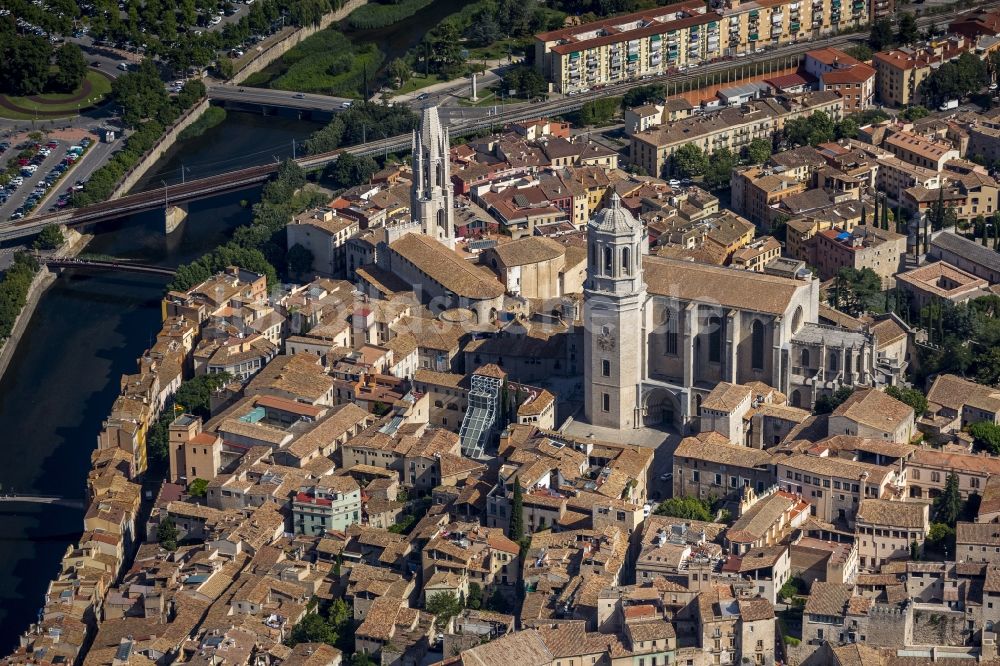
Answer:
[35, 138, 121, 214]
[207, 84, 356, 111]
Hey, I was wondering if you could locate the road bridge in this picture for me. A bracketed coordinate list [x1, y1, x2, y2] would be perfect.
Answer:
[44, 258, 177, 277]
[0, 6, 973, 244]
[0, 495, 86, 510]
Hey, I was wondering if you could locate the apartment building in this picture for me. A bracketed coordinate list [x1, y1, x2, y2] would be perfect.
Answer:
[776, 454, 903, 527]
[813, 225, 907, 286]
[855, 499, 929, 571]
[292, 477, 362, 536]
[804, 48, 876, 112]
[632, 92, 843, 176]
[828, 388, 915, 443]
[672, 434, 776, 502]
[905, 449, 1000, 500]
[730, 165, 809, 226]
[883, 131, 961, 171]
[873, 37, 971, 106]
[535, 0, 871, 94]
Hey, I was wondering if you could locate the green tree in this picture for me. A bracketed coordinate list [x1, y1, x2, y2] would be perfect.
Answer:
[286, 613, 338, 647]
[896, 12, 918, 46]
[970, 421, 1000, 455]
[173, 372, 232, 419]
[869, 17, 894, 50]
[579, 96, 621, 125]
[1, 35, 53, 96]
[704, 148, 736, 191]
[814, 387, 854, 415]
[831, 267, 885, 316]
[622, 83, 666, 108]
[784, 111, 835, 147]
[32, 224, 65, 251]
[157, 517, 179, 551]
[52, 43, 87, 93]
[188, 478, 209, 497]
[845, 44, 873, 61]
[216, 57, 235, 80]
[900, 105, 929, 121]
[427, 591, 463, 629]
[910, 539, 920, 561]
[671, 143, 708, 179]
[467, 582, 483, 610]
[509, 477, 525, 542]
[654, 497, 714, 522]
[743, 137, 772, 164]
[387, 57, 411, 88]
[324, 152, 378, 188]
[927, 522, 956, 554]
[287, 243, 315, 277]
[934, 473, 963, 525]
[485, 588, 510, 613]
[885, 386, 928, 416]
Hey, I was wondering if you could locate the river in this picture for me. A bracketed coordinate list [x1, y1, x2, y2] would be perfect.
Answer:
[0, 110, 323, 654]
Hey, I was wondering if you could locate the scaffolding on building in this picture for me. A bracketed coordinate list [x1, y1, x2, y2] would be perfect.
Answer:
[459, 374, 504, 458]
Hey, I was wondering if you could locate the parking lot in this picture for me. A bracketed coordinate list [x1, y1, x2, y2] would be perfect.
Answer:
[0, 138, 93, 222]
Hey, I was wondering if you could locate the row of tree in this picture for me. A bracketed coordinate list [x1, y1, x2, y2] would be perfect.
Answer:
[72, 68, 206, 207]
[304, 102, 418, 155]
[917, 294, 1000, 386]
[669, 138, 772, 188]
[0, 254, 40, 343]
[919, 51, 989, 107]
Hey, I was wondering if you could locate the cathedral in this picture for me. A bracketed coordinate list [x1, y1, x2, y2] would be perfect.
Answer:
[583, 194, 826, 430]
[411, 106, 455, 248]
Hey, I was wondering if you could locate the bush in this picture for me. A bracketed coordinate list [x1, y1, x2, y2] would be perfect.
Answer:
[271, 30, 383, 97]
[654, 497, 714, 522]
[33, 224, 65, 251]
[885, 385, 928, 416]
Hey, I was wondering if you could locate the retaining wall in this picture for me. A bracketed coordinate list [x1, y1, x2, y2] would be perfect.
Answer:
[110, 97, 212, 199]
[231, 0, 368, 84]
[0, 269, 57, 379]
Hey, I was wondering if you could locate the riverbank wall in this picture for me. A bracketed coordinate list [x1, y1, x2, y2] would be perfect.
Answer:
[111, 97, 212, 198]
[231, 0, 367, 84]
[0, 229, 88, 379]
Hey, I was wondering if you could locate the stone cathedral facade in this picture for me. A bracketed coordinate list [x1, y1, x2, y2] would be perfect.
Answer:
[583, 195, 833, 431]
[411, 106, 456, 248]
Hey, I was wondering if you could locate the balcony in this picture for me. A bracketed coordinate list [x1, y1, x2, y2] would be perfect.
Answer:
[749, 32, 759, 40]
[791, 21, 800, 30]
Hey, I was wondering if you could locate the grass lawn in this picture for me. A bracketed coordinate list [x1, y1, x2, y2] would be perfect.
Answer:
[457, 92, 499, 107]
[393, 72, 447, 96]
[0, 71, 112, 120]
[467, 37, 532, 61]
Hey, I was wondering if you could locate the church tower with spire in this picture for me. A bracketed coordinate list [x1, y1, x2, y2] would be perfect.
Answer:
[411, 106, 455, 247]
[583, 192, 648, 429]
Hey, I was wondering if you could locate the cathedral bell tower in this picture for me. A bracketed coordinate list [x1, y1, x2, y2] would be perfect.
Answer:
[411, 106, 455, 247]
[583, 192, 648, 429]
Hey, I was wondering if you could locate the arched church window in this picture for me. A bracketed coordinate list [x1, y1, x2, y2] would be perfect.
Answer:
[708, 316, 722, 363]
[801, 348, 810, 368]
[604, 247, 613, 275]
[828, 353, 839, 372]
[622, 247, 631, 276]
[665, 309, 678, 356]
[751, 320, 765, 370]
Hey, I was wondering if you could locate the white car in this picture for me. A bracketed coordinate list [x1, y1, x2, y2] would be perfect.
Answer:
[340, 100, 352, 109]
[668, 178, 681, 187]
[210, 15, 222, 25]
[10, 177, 23, 187]
[117, 62, 129, 71]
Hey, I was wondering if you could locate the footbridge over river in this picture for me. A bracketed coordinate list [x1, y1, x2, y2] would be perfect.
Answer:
[43, 258, 178, 277]
[0, 494, 86, 510]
